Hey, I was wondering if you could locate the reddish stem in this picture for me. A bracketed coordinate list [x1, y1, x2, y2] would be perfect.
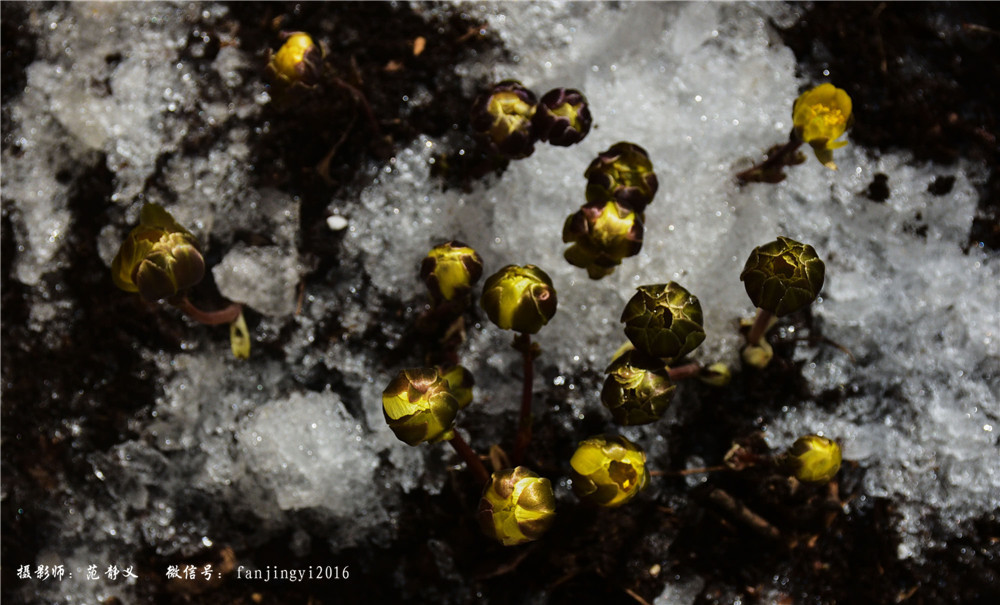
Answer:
[172, 296, 243, 326]
[747, 308, 775, 346]
[449, 431, 489, 484]
[668, 362, 702, 382]
[511, 333, 534, 465]
[735, 137, 804, 183]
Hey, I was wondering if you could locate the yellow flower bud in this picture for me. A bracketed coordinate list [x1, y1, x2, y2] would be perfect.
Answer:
[420, 241, 484, 302]
[696, 362, 732, 387]
[570, 434, 649, 507]
[780, 435, 842, 484]
[267, 32, 323, 88]
[439, 365, 474, 410]
[792, 83, 853, 170]
[563, 201, 644, 280]
[741, 341, 773, 369]
[111, 203, 205, 302]
[477, 466, 556, 546]
[480, 264, 557, 334]
[382, 368, 459, 446]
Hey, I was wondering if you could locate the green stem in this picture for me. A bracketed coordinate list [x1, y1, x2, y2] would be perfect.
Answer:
[449, 431, 489, 484]
[171, 296, 243, 326]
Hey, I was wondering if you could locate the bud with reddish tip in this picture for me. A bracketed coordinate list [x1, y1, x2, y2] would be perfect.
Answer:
[533, 87, 592, 147]
[584, 142, 659, 212]
[478, 466, 556, 546]
[382, 368, 460, 446]
[563, 201, 644, 280]
[420, 241, 484, 302]
[470, 80, 539, 159]
[480, 264, 558, 334]
[570, 434, 649, 507]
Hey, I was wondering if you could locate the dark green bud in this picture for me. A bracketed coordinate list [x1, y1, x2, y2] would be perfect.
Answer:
[382, 368, 459, 446]
[480, 265, 557, 334]
[563, 201, 644, 280]
[478, 466, 556, 546]
[420, 241, 484, 302]
[740, 236, 825, 316]
[584, 142, 658, 212]
[470, 80, 538, 159]
[601, 349, 676, 425]
[620, 282, 705, 361]
[533, 87, 592, 147]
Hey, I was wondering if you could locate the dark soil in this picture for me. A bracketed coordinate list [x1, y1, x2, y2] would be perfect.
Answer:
[2, 2, 998, 605]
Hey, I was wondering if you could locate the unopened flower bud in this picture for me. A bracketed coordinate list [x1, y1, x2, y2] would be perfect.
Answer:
[267, 32, 323, 88]
[584, 142, 658, 211]
[420, 241, 484, 302]
[779, 435, 842, 484]
[533, 87, 592, 146]
[480, 265, 557, 334]
[478, 466, 556, 546]
[382, 368, 459, 446]
[621, 282, 705, 361]
[696, 362, 732, 387]
[741, 341, 773, 369]
[570, 435, 649, 507]
[792, 83, 853, 170]
[740, 236, 825, 317]
[601, 349, 675, 426]
[439, 364, 474, 410]
[112, 203, 205, 302]
[563, 201, 644, 280]
[470, 80, 538, 159]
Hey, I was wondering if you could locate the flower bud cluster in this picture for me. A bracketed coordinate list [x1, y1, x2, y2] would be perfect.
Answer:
[564, 142, 657, 279]
[470, 81, 592, 159]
